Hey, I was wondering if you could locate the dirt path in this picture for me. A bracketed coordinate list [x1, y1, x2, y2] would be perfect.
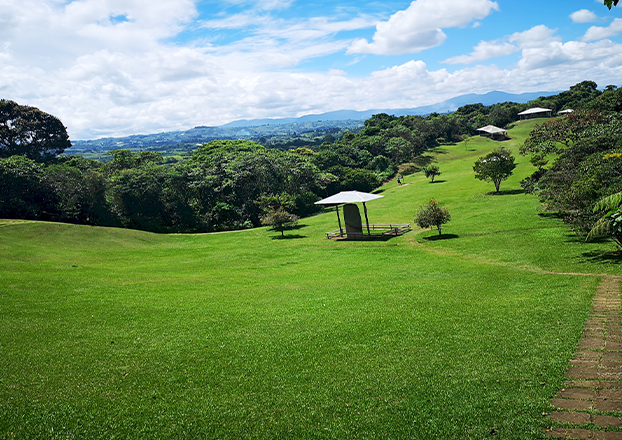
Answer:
[543, 276, 622, 439]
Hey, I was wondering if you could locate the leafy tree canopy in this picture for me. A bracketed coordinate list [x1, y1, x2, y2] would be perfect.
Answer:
[261, 208, 299, 237]
[190, 140, 266, 163]
[423, 165, 441, 182]
[0, 99, 71, 161]
[523, 111, 622, 233]
[340, 168, 381, 192]
[585, 86, 622, 112]
[106, 149, 163, 172]
[520, 110, 608, 166]
[473, 148, 517, 193]
[414, 199, 451, 235]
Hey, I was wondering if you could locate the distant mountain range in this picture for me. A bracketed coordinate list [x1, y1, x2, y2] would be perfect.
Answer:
[71, 90, 556, 154]
[222, 90, 554, 128]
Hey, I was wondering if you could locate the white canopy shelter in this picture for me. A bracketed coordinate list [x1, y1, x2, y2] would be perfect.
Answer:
[476, 124, 508, 140]
[315, 191, 384, 237]
[477, 125, 507, 135]
[315, 190, 384, 205]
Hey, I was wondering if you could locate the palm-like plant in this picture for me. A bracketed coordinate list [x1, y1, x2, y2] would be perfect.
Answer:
[586, 191, 622, 248]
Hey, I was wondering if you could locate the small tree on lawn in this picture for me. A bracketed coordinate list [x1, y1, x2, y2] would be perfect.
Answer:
[261, 209, 299, 237]
[414, 199, 451, 235]
[258, 193, 299, 237]
[473, 147, 516, 193]
[423, 165, 441, 182]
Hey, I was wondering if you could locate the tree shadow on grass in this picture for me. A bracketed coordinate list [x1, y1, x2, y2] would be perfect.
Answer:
[429, 180, 446, 184]
[331, 231, 410, 242]
[563, 234, 585, 244]
[538, 212, 565, 220]
[413, 155, 436, 167]
[579, 249, 622, 265]
[267, 224, 308, 239]
[271, 234, 307, 240]
[487, 189, 526, 196]
[558, 232, 596, 247]
[423, 233, 459, 241]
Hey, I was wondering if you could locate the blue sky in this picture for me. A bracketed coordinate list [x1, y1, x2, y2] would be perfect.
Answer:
[1, 0, 621, 139]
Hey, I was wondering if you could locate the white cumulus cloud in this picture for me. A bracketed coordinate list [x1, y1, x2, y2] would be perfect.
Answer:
[2, 0, 622, 140]
[570, 9, 598, 23]
[508, 25, 561, 48]
[442, 25, 559, 65]
[347, 0, 499, 55]
[517, 38, 622, 71]
[443, 40, 518, 64]
[583, 18, 622, 41]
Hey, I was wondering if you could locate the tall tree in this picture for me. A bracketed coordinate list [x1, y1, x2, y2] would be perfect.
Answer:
[0, 100, 71, 161]
[0, 156, 51, 218]
[520, 110, 607, 167]
[536, 120, 622, 233]
[473, 148, 517, 193]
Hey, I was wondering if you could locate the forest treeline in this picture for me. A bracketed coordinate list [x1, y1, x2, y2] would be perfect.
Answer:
[1, 81, 621, 233]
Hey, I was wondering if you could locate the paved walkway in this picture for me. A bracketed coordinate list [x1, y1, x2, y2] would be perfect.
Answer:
[543, 276, 622, 439]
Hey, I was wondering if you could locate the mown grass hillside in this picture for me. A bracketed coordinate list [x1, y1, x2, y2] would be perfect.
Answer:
[1, 119, 620, 439]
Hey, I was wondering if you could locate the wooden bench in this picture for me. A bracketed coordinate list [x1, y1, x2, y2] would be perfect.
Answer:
[325, 224, 410, 239]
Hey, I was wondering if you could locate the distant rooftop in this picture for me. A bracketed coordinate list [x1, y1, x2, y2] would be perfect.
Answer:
[518, 107, 552, 115]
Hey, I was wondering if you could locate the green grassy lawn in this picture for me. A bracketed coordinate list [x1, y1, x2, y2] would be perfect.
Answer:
[1, 119, 621, 439]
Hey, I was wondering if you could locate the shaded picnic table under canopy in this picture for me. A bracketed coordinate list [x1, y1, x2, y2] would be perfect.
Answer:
[314, 190, 410, 239]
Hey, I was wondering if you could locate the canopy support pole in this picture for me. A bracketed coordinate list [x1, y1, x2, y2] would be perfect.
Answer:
[363, 202, 371, 235]
[335, 206, 343, 237]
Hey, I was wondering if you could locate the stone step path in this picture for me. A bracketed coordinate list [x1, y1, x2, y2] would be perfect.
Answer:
[543, 276, 622, 439]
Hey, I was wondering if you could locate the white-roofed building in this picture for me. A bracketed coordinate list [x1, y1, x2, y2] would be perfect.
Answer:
[517, 107, 552, 119]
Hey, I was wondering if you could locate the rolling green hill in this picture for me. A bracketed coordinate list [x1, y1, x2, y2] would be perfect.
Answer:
[1, 119, 620, 439]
